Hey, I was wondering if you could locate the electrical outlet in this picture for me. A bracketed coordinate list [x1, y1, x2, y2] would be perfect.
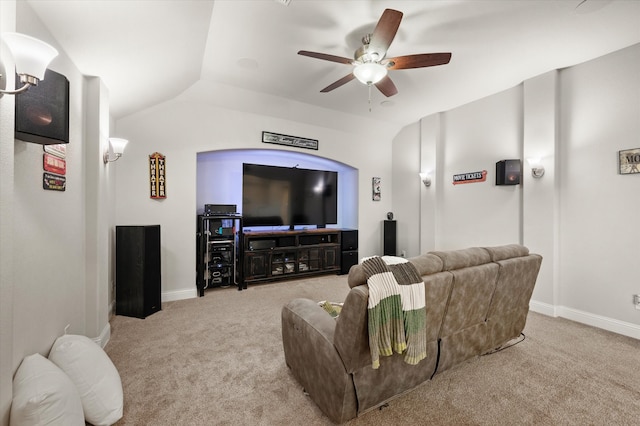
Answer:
[401, 250, 407, 257]
[634, 294, 640, 310]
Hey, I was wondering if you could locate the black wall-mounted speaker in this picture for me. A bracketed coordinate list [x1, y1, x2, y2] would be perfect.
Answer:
[496, 159, 521, 185]
[15, 69, 70, 145]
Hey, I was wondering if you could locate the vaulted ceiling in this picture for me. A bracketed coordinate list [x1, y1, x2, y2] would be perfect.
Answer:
[26, 0, 640, 131]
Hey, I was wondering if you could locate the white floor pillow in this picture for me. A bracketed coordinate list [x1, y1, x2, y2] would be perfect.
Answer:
[10, 353, 85, 426]
[48, 335, 123, 426]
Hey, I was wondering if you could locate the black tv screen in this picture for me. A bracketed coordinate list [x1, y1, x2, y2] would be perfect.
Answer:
[242, 163, 338, 228]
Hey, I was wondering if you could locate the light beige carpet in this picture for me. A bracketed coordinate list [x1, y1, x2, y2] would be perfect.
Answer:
[105, 275, 640, 425]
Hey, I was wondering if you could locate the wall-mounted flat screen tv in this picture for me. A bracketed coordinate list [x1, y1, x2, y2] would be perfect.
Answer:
[242, 163, 338, 229]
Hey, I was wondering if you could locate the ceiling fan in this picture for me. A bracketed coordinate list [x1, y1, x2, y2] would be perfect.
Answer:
[298, 8, 451, 98]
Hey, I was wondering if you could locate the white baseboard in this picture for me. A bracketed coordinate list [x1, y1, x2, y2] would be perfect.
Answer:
[91, 323, 111, 348]
[529, 300, 556, 316]
[162, 288, 197, 303]
[558, 306, 640, 340]
[529, 299, 640, 340]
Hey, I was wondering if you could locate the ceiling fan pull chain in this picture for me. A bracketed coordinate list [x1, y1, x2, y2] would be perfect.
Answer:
[368, 83, 372, 112]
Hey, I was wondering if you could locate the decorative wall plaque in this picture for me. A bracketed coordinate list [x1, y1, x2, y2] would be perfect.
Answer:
[43, 172, 66, 191]
[149, 152, 166, 199]
[262, 131, 318, 150]
[619, 148, 640, 175]
[452, 170, 487, 185]
[372, 177, 381, 201]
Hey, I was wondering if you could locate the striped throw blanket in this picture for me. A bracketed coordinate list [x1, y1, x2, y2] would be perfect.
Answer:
[362, 256, 426, 369]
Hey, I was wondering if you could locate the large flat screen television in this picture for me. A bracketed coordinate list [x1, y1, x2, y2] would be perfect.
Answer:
[242, 163, 338, 229]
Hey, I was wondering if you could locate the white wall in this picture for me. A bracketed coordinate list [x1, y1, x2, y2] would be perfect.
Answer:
[432, 85, 524, 249]
[115, 97, 396, 301]
[393, 43, 640, 339]
[12, 0, 87, 358]
[558, 45, 640, 327]
[0, 2, 17, 423]
[1, 3, 113, 424]
[391, 122, 420, 258]
[523, 71, 558, 309]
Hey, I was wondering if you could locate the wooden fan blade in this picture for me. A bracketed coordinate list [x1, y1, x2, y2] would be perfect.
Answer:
[387, 53, 452, 70]
[375, 75, 398, 97]
[298, 50, 353, 65]
[320, 73, 356, 93]
[369, 9, 403, 57]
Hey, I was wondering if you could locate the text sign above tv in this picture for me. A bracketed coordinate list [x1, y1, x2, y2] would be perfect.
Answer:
[242, 163, 337, 229]
[262, 131, 318, 150]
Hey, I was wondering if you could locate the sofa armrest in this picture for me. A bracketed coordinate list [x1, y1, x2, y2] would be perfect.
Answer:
[281, 298, 357, 424]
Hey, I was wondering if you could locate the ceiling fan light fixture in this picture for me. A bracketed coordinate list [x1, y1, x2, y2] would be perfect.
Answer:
[353, 62, 387, 85]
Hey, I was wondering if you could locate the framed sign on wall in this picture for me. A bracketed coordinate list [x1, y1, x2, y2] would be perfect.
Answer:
[372, 177, 381, 201]
[149, 152, 166, 199]
[618, 148, 640, 175]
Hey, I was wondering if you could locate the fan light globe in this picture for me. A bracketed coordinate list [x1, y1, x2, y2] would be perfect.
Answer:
[2, 32, 58, 81]
[353, 62, 387, 85]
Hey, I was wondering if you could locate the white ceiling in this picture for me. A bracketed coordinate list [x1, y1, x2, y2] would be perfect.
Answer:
[26, 0, 640, 131]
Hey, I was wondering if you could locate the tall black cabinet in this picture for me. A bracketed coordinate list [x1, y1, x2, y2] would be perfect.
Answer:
[116, 225, 161, 319]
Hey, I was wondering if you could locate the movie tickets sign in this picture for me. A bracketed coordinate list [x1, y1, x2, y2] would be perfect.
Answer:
[452, 170, 487, 185]
[149, 152, 166, 199]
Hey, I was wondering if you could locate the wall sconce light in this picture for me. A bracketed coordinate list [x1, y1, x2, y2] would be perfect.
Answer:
[419, 172, 432, 187]
[527, 158, 545, 178]
[0, 32, 59, 96]
[103, 138, 129, 164]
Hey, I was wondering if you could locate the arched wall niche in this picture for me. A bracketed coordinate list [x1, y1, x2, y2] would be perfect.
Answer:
[196, 149, 358, 230]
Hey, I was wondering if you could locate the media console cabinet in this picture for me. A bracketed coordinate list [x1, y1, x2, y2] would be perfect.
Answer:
[243, 229, 343, 287]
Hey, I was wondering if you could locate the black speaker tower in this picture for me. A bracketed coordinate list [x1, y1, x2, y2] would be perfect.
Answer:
[383, 220, 396, 256]
[116, 225, 161, 319]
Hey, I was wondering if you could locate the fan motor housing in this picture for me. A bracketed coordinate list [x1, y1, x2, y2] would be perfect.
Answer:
[355, 44, 383, 63]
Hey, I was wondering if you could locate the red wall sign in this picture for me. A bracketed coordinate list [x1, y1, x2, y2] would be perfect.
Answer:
[43, 153, 66, 175]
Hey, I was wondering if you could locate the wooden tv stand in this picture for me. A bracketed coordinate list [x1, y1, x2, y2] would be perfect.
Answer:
[242, 228, 341, 287]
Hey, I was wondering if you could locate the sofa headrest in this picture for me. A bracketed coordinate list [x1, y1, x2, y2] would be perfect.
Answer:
[347, 254, 443, 288]
[429, 247, 491, 270]
[483, 244, 529, 261]
[347, 264, 367, 288]
[407, 254, 443, 276]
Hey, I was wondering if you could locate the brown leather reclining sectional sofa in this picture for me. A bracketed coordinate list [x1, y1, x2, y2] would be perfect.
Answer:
[281, 244, 542, 423]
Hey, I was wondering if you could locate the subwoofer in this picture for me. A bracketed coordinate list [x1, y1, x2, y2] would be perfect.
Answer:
[15, 69, 70, 145]
[340, 229, 358, 275]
